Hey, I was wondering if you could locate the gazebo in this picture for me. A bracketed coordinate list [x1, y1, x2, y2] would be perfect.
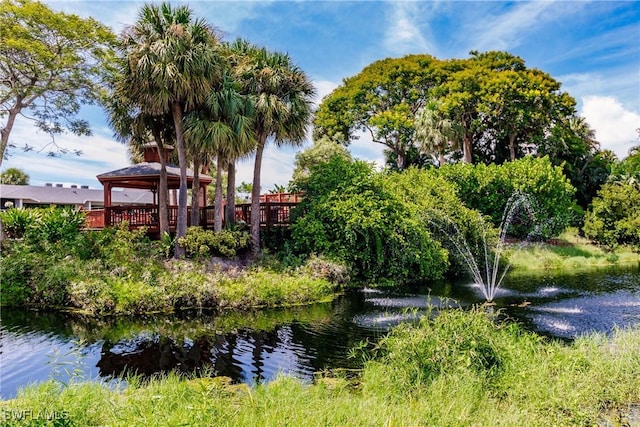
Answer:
[96, 145, 213, 234]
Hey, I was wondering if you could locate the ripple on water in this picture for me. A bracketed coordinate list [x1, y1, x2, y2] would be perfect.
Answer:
[531, 306, 584, 314]
[352, 311, 425, 329]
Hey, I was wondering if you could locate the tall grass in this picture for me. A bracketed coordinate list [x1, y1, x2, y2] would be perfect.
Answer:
[506, 228, 639, 271]
[3, 308, 639, 426]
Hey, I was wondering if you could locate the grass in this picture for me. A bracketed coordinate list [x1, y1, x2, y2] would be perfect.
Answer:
[2, 308, 639, 426]
[505, 228, 639, 272]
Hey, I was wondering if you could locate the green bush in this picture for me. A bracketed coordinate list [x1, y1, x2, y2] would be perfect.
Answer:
[0, 207, 36, 238]
[583, 182, 640, 250]
[291, 157, 450, 284]
[437, 156, 580, 238]
[363, 308, 528, 395]
[178, 227, 250, 259]
[25, 206, 86, 244]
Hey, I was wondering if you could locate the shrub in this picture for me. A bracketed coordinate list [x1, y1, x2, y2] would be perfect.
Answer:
[583, 182, 640, 250]
[363, 308, 534, 397]
[437, 156, 580, 238]
[296, 254, 350, 285]
[0, 207, 37, 238]
[178, 227, 250, 259]
[291, 157, 450, 284]
[25, 206, 86, 244]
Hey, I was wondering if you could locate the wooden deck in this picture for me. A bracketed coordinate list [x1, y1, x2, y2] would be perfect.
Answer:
[85, 202, 299, 233]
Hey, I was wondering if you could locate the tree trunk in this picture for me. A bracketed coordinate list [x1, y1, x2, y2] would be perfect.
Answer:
[172, 102, 188, 258]
[214, 152, 224, 232]
[152, 130, 169, 236]
[0, 108, 20, 168]
[395, 150, 406, 170]
[508, 133, 516, 161]
[191, 156, 201, 227]
[225, 159, 236, 229]
[462, 134, 473, 164]
[250, 138, 265, 255]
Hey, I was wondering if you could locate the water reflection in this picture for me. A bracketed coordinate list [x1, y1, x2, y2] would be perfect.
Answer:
[1, 265, 638, 399]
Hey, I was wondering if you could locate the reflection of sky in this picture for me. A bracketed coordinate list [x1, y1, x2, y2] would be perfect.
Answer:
[526, 290, 640, 339]
[3, 269, 639, 399]
[0, 330, 103, 400]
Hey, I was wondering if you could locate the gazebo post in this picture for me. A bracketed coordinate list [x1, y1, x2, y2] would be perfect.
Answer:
[200, 182, 208, 227]
[103, 182, 112, 226]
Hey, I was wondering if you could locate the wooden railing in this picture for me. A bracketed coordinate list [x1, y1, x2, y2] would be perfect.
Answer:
[85, 209, 105, 229]
[98, 202, 298, 232]
[223, 202, 298, 227]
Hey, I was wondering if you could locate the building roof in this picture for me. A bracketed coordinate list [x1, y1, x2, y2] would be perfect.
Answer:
[97, 162, 212, 185]
[0, 184, 154, 206]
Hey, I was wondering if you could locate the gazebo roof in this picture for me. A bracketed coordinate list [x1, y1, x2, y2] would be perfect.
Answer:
[97, 162, 213, 190]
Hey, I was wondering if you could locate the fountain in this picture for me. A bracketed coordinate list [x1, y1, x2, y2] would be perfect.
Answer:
[428, 193, 536, 302]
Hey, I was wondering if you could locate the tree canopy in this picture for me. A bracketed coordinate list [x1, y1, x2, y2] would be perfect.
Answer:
[0, 0, 117, 165]
[314, 54, 440, 170]
[117, 2, 221, 257]
[0, 167, 29, 185]
[315, 51, 578, 168]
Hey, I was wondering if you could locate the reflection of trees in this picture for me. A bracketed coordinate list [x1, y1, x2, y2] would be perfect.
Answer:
[97, 335, 213, 377]
[287, 296, 381, 373]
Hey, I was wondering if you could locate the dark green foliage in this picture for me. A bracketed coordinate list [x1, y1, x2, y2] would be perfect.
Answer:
[178, 227, 250, 259]
[583, 182, 640, 250]
[437, 156, 580, 238]
[260, 225, 293, 254]
[291, 156, 451, 284]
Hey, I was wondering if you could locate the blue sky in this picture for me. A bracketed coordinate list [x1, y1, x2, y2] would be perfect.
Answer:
[3, 0, 639, 191]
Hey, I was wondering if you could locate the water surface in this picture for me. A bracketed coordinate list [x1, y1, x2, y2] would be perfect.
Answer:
[1, 266, 638, 400]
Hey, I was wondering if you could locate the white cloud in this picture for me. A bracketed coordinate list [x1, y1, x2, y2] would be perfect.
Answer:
[470, 1, 564, 51]
[383, 2, 434, 55]
[580, 96, 640, 159]
[235, 144, 299, 193]
[558, 70, 639, 115]
[313, 79, 339, 108]
[348, 130, 386, 169]
[2, 119, 129, 188]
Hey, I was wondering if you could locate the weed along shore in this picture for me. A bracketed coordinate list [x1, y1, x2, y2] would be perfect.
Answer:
[0, 220, 346, 316]
[2, 308, 639, 426]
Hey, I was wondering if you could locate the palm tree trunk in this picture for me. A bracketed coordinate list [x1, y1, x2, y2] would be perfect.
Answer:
[191, 156, 201, 227]
[152, 130, 169, 236]
[225, 159, 236, 228]
[214, 152, 224, 232]
[396, 150, 406, 170]
[250, 138, 265, 255]
[172, 102, 188, 258]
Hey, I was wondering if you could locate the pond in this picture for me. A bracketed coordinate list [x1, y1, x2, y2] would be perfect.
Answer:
[1, 265, 639, 400]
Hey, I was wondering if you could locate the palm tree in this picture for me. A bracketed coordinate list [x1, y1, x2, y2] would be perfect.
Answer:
[414, 100, 458, 167]
[106, 87, 175, 236]
[223, 40, 262, 229]
[185, 73, 254, 231]
[120, 2, 220, 257]
[234, 42, 315, 254]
